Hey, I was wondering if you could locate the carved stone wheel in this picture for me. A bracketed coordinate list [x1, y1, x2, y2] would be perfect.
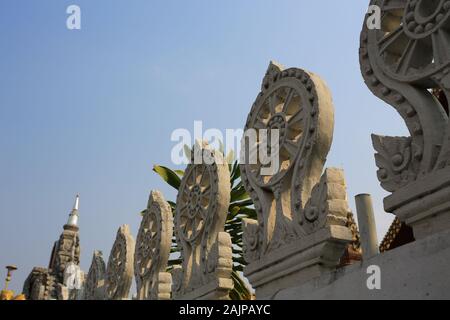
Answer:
[245, 80, 310, 188]
[134, 190, 173, 300]
[135, 206, 159, 280]
[374, 0, 450, 84]
[176, 161, 217, 243]
[105, 225, 134, 300]
[84, 251, 106, 300]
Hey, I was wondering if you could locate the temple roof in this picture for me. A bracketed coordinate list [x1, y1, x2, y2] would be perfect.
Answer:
[379, 218, 415, 252]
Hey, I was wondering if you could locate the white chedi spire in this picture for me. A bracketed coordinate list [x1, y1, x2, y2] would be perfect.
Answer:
[67, 194, 80, 226]
[73, 194, 79, 210]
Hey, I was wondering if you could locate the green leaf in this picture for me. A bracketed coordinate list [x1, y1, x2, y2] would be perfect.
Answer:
[230, 270, 252, 300]
[231, 187, 249, 203]
[230, 199, 253, 208]
[231, 206, 240, 215]
[174, 170, 185, 176]
[153, 165, 181, 190]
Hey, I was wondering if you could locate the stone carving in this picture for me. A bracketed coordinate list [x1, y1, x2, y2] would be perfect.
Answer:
[84, 250, 106, 300]
[172, 144, 233, 300]
[23, 196, 84, 300]
[134, 190, 173, 300]
[23, 267, 57, 300]
[241, 62, 352, 298]
[360, 0, 450, 239]
[105, 225, 135, 300]
[339, 211, 363, 267]
[50, 231, 81, 279]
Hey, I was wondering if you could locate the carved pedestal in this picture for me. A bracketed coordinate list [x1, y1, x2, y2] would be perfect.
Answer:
[241, 62, 352, 298]
[383, 167, 450, 239]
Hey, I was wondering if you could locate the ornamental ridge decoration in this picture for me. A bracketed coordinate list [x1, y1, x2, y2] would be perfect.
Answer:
[172, 143, 233, 300]
[83, 250, 106, 300]
[134, 190, 173, 300]
[241, 61, 350, 261]
[105, 224, 135, 300]
[360, 0, 450, 193]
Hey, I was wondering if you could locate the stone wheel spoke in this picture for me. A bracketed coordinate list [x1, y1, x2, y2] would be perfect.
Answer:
[283, 140, 298, 159]
[268, 93, 278, 115]
[198, 165, 207, 184]
[378, 26, 407, 56]
[395, 39, 417, 74]
[202, 184, 211, 194]
[287, 109, 303, 124]
[201, 187, 211, 199]
[282, 88, 295, 113]
[432, 29, 450, 65]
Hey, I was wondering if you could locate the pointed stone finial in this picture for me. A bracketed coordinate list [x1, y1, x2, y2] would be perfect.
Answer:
[66, 194, 79, 227]
[73, 194, 79, 211]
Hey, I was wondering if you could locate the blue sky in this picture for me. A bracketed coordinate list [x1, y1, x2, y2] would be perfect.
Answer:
[0, 0, 408, 294]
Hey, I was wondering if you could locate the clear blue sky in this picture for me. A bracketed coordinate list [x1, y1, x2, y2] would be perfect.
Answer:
[0, 0, 408, 294]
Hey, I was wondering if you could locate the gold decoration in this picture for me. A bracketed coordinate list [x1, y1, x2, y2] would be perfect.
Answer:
[1, 265, 26, 300]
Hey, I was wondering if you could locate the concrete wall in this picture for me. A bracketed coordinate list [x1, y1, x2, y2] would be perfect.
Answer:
[272, 229, 450, 300]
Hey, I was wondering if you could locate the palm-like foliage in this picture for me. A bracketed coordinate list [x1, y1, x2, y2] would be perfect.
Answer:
[149, 151, 254, 300]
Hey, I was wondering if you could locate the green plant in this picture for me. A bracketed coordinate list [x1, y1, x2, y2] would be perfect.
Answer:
[150, 148, 254, 300]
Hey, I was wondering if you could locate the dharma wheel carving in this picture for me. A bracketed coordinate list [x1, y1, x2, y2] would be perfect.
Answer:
[134, 190, 173, 300]
[172, 144, 233, 300]
[105, 225, 134, 300]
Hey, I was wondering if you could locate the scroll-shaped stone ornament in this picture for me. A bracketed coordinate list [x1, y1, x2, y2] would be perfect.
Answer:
[360, 0, 450, 239]
[105, 225, 135, 300]
[84, 250, 106, 300]
[134, 190, 173, 300]
[241, 62, 352, 298]
[172, 144, 233, 300]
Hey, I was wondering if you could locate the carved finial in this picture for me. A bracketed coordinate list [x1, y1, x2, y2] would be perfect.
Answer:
[105, 225, 134, 300]
[134, 190, 173, 300]
[73, 194, 79, 210]
[261, 61, 285, 91]
[241, 62, 352, 298]
[172, 145, 233, 300]
[67, 195, 79, 227]
[84, 250, 106, 300]
[360, 1, 450, 239]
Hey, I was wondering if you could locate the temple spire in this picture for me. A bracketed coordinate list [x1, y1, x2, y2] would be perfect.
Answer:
[73, 194, 79, 211]
[66, 194, 79, 227]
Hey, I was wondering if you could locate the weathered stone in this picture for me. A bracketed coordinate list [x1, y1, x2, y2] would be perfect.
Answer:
[241, 62, 352, 298]
[84, 250, 106, 300]
[23, 196, 84, 300]
[134, 190, 173, 300]
[23, 267, 55, 300]
[172, 143, 233, 300]
[360, 0, 450, 239]
[105, 225, 135, 300]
